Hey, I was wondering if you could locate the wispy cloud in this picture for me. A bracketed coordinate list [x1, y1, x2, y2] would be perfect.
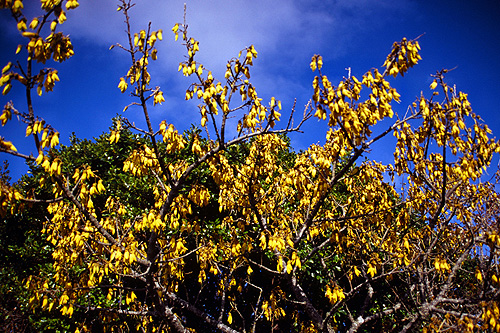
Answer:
[0, 0, 418, 179]
[55, 0, 416, 148]
[63, 0, 414, 68]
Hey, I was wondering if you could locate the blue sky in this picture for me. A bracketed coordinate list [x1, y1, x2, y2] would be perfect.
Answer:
[1, 0, 500, 181]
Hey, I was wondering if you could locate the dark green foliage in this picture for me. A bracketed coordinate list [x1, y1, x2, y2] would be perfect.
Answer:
[0, 119, 151, 332]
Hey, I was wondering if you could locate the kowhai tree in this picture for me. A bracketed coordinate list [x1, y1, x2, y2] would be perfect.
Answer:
[1, 0, 500, 332]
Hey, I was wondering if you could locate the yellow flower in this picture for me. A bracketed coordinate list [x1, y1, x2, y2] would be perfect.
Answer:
[3, 83, 12, 95]
[17, 19, 27, 31]
[29, 18, 39, 29]
[58, 10, 67, 24]
[12, 0, 23, 13]
[367, 264, 377, 277]
[65, 0, 79, 10]
[317, 55, 323, 70]
[0, 138, 17, 152]
[2, 62, 12, 74]
[118, 77, 127, 93]
[154, 90, 165, 105]
[43, 70, 59, 92]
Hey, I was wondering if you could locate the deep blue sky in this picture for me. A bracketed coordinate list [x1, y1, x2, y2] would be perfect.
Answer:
[1, 0, 500, 181]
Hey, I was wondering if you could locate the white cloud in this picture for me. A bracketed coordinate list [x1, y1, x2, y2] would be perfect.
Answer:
[1, 0, 415, 145]
[62, 0, 414, 67]
[58, 0, 415, 144]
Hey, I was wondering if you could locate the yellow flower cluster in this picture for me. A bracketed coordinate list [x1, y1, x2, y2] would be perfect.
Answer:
[25, 32, 74, 64]
[116, 28, 162, 106]
[325, 284, 345, 304]
[261, 290, 285, 321]
[0, 0, 22, 13]
[188, 185, 210, 207]
[0, 63, 23, 95]
[177, 33, 270, 132]
[0, 137, 16, 152]
[481, 302, 500, 332]
[383, 37, 422, 77]
[37, 69, 59, 95]
[159, 121, 186, 153]
[312, 56, 402, 148]
[123, 147, 158, 176]
[0, 181, 23, 216]
[310, 54, 323, 72]
[434, 257, 450, 273]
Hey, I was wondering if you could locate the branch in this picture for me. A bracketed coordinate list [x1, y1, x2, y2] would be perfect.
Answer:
[286, 273, 324, 331]
[347, 303, 402, 333]
[0, 147, 36, 161]
[21, 196, 65, 204]
[163, 288, 241, 333]
[74, 304, 150, 316]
